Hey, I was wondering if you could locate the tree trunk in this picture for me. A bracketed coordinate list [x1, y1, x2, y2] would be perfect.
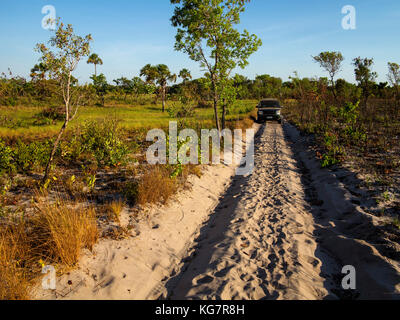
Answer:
[212, 80, 221, 132]
[222, 105, 226, 130]
[331, 77, 337, 101]
[43, 71, 71, 184]
[95, 64, 97, 77]
[42, 120, 69, 183]
[221, 99, 226, 130]
[162, 85, 166, 112]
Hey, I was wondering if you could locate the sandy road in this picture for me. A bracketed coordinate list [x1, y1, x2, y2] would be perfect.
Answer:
[166, 123, 329, 300]
[35, 122, 399, 300]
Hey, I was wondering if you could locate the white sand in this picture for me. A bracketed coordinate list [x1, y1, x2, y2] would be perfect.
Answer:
[34, 147, 239, 300]
[34, 122, 400, 300]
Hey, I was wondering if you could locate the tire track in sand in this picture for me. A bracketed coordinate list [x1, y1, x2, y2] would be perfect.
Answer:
[165, 123, 328, 300]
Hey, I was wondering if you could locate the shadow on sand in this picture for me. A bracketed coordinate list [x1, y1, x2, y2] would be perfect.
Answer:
[282, 122, 400, 300]
[163, 122, 399, 300]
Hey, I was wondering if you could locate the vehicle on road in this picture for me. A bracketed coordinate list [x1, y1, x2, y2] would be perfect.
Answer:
[257, 98, 282, 124]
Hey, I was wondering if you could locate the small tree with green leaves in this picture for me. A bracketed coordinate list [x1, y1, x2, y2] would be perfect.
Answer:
[353, 57, 377, 109]
[113, 77, 133, 100]
[171, 0, 262, 131]
[140, 64, 177, 112]
[91, 73, 108, 106]
[313, 51, 344, 99]
[387, 62, 400, 98]
[36, 20, 92, 183]
[87, 53, 103, 76]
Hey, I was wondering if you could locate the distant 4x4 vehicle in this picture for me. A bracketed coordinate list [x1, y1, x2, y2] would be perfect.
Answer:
[257, 99, 282, 124]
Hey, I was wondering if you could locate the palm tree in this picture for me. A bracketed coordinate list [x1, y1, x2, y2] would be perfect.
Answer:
[87, 53, 103, 76]
[140, 64, 158, 84]
[140, 64, 176, 112]
[179, 68, 192, 83]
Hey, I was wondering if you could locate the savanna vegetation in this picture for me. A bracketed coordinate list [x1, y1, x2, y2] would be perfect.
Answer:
[282, 52, 400, 239]
[0, 1, 261, 300]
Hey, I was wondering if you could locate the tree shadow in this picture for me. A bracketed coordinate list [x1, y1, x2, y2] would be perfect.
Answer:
[162, 122, 399, 300]
[163, 124, 268, 299]
[282, 122, 400, 300]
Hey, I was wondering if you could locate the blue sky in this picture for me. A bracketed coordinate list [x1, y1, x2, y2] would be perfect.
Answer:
[0, 0, 399, 84]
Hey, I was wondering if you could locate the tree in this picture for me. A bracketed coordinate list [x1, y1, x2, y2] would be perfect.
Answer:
[254, 74, 283, 100]
[114, 77, 133, 100]
[30, 62, 52, 98]
[140, 64, 158, 84]
[171, 0, 262, 131]
[30, 62, 49, 81]
[219, 78, 237, 127]
[387, 62, 400, 97]
[233, 74, 251, 99]
[140, 64, 177, 112]
[36, 20, 92, 183]
[313, 51, 344, 99]
[131, 76, 149, 95]
[91, 73, 108, 106]
[179, 68, 192, 83]
[353, 57, 377, 108]
[87, 53, 103, 76]
[156, 65, 177, 113]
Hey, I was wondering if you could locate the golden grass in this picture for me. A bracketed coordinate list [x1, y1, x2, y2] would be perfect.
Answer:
[0, 225, 31, 300]
[137, 166, 178, 206]
[105, 199, 125, 224]
[0, 197, 99, 300]
[31, 201, 98, 268]
[186, 164, 203, 179]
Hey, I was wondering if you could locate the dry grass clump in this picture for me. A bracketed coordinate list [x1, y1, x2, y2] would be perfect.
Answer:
[31, 201, 98, 267]
[122, 164, 202, 207]
[185, 164, 203, 179]
[137, 166, 178, 206]
[0, 198, 99, 300]
[235, 117, 255, 130]
[0, 225, 31, 300]
[105, 199, 125, 224]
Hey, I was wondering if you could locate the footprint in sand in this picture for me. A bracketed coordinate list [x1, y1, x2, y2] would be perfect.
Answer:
[195, 275, 214, 285]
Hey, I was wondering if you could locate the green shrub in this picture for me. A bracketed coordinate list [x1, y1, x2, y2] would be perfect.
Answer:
[339, 101, 359, 124]
[344, 126, 366, 143]
[167, 103, 195, 118]
[3, 97, 17, 107]
[123, 181, 139, 205]
[34, 106, 65, 126]
[60, 135, 84, 163]
[0, 140, 15, 175]
[323, 131, 338, 149]
[321, 152, 340, 168]
[13, 140, 52, 173]
[79, 120, 129, 167]
[0, 116, 30, 129]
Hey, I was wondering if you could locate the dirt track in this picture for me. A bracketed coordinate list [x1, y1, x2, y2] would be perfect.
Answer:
[164, 123, 400, 300]
[35, 122, 400, 300]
